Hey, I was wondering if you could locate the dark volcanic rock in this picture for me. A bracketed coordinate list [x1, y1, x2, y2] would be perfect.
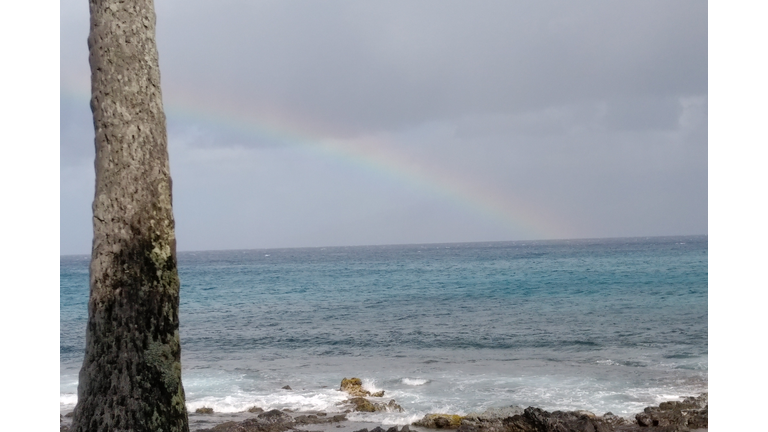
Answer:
[197, 412, 296, 432]
[503, 407, 614, 432]
[601, 413, 628, 429]
[198, 393, 708, 432]
[461, 406, 526, 432]
[484, 394, 707, 432]
[258, 409, 294, 424]
[248, 406, 265, 413]
[296, 413, 349, 424]
[621, 393, 708, 432]
[414, 414, 465, 428]
[295, 415, 321, 424]
[422, 394, 707, 432]
[197, 408, 346, 432]
[205, 421, 244, 432]
[464, 406, 525, 423]
[282, 385, 292, 390]
[196, 407, 215, 414]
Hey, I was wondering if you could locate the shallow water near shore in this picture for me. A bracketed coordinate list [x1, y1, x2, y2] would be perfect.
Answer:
[60, 236, 707, 422]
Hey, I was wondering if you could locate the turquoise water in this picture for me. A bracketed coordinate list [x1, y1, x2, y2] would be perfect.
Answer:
[60, 236, 707, 421]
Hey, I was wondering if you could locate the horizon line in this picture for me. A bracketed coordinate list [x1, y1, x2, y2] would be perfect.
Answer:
[60, 233, 708, 257]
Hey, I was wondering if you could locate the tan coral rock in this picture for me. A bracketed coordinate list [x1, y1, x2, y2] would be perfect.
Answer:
[340, 377, 371, 397]
[348, 397, 377, 412]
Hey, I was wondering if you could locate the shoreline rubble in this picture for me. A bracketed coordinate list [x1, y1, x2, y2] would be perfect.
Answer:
[411, 393, 707, 432]
[59, 378, 707, 432]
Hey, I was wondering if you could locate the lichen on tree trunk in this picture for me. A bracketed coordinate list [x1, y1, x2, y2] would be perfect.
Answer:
[71, 0, 189, 431]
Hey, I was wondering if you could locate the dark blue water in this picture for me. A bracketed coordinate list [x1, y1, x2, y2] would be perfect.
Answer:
[61, 236, 707, 420]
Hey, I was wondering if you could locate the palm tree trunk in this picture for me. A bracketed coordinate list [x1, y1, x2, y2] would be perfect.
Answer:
[71, 0, 189, 430]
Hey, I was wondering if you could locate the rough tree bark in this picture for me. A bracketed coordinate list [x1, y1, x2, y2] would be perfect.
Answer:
[71, 0, 189, 431]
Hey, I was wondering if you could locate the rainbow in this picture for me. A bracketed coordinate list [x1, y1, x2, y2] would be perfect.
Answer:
[61, 86, 572, 240]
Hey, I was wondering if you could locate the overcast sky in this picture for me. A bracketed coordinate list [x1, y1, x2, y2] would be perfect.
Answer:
[60, 0, 707, 255]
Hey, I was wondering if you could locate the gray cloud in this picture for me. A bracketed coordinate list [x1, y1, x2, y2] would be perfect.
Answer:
[150, 0, 706, 135]
[60, 0, 707, 254]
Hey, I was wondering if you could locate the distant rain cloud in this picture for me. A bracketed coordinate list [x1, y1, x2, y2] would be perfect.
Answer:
[60, 0, 707, 254]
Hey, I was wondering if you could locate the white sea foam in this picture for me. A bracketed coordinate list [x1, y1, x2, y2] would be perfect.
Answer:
[402, 378, 429, 386]
[61, 388, 351, 416]
[346, 411, 425, 426]
[60, 393, 78, 410]
[361, 378, 383, 394]
[186, 389, 348, 414]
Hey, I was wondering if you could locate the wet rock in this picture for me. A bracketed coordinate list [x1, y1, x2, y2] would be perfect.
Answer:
[462, 406, 525, 428]
[387, 427, 399, 432]
[197, 411, 296, 432]
[401, 426, 410, 432]
[414, 414, 465, 429]
[371, 427, 387, 432]
[295, 415, 320, 424]
[210, 418, 289, 432]
[64, 411, 75, 418]
[601, 412, 628, 428]
[348, 397, 377, 412]
[457, 406, 526, 432]
[284, 411, 347, 426]
[341, 377, 372, 397]
[196, 407, 215, 414]
[248, 406, 265, 413]
[339, 377, 402, 412]
[317, 412, 328, 417]
[206, 421, 243, 432]
[629, 393, 708, 431]
[502, 407, 617, 432]
[258, 409, 295, 424]
[282, 385, 292, 390]
[430, 395, 707, 432]
[381, 399, 404, 412]
[353, 429, 369, 432]
[344, 396, 403, 413]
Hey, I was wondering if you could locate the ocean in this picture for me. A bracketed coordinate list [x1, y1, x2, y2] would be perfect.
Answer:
[60, 236, 707, 423]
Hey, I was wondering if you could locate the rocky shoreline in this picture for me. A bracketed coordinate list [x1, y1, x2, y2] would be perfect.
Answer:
[410, 393, 707, 432]
[60, 378, 707, 432]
